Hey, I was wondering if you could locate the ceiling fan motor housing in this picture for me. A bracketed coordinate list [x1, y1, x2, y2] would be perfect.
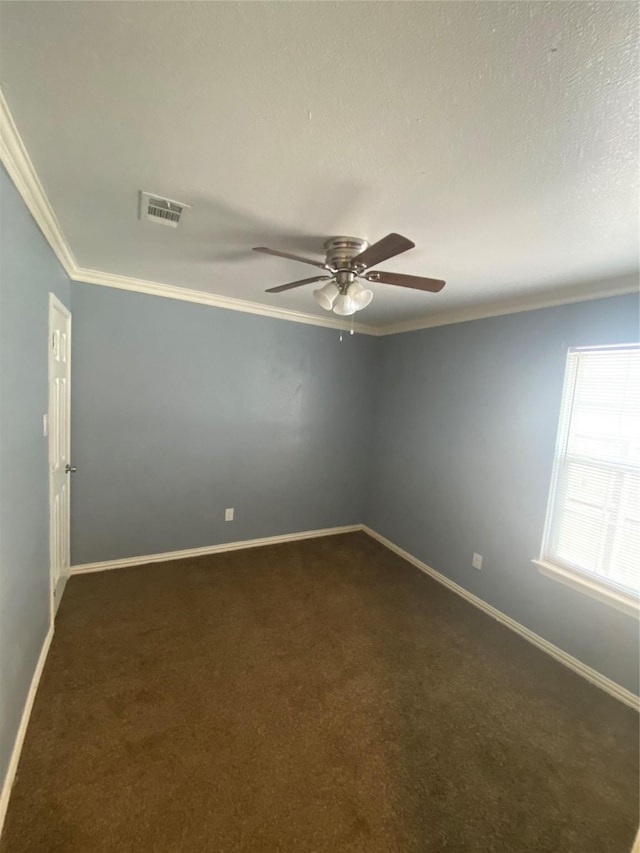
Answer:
[323, 237, 368, 271]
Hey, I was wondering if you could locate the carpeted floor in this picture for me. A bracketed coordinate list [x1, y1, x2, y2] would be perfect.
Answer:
[1, 532, 638, 852]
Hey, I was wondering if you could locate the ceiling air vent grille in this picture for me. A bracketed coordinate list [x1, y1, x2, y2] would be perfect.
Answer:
[139, 191, 190, 228]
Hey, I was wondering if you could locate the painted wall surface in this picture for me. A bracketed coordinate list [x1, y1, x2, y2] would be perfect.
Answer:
[366, 293, 640, 694]
[69, 283, 377, 565]
[0, 165, 70, 788]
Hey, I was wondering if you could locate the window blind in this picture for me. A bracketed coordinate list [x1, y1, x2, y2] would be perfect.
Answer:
[543, 345, 640, 594]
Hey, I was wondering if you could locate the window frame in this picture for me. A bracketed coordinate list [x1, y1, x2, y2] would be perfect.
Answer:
[533, 343, 640, 620]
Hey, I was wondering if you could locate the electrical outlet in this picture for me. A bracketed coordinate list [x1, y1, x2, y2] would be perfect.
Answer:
[225, 508, 234, 522]
[472, 552, 483, 570]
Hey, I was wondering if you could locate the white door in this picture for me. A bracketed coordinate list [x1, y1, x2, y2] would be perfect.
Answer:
[48, 293, 72, 616]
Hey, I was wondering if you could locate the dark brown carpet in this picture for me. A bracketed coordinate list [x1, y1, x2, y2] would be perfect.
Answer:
[2, 532, 638, 852]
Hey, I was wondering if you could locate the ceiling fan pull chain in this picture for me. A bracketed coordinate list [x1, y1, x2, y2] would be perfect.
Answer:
[350, 315, 355, 336]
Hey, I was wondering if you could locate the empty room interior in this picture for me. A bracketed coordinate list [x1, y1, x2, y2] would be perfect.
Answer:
[0, 2, 639, 851]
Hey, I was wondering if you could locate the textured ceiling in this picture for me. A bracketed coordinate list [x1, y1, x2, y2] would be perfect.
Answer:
[0, 1, 637, 327]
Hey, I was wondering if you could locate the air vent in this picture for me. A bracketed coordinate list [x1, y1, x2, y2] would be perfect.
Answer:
[139, 191, 190, 228]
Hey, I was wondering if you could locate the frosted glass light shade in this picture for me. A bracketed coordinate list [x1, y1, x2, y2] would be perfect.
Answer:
[347, 281, 373, 310]
[333, 294, 357, 316]
[313, 281, 339, 311]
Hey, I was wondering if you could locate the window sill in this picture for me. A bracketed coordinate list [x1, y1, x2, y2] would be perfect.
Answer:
[533, 559, 639, 620]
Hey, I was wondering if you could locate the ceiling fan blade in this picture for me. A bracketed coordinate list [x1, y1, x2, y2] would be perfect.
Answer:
[365, 271, 446, 293]
[253, 246, 328, 270]
[265, 275, 332, 294]
[351, 233, 415, 269]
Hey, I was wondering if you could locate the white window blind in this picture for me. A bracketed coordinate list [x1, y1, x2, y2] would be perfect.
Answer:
[542, 345, 640, 595]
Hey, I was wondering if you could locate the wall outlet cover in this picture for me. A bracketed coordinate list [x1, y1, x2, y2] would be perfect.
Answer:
[225, 508, 234, 521]
[472, 552, 483, 570]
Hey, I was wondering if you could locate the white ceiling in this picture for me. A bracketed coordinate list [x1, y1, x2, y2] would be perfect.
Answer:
[0, 1, 637, 329]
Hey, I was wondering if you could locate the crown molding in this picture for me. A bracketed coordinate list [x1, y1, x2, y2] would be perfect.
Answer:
[376, 273, 639, 336]
[2, 84, 636, 338]
[71, 266, 378, 334]
[0, 88, 78, 275]
[0, 85, 378, 335]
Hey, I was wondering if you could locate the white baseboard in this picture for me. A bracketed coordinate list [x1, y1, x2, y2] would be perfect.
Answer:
[0, 623, 54, 836]
[362, 526, 640, 711]
[70, 525, 362, 575]
[53, 575, 69, 617]
[70, 522, 638, 710]
[1, 525, 635, 844]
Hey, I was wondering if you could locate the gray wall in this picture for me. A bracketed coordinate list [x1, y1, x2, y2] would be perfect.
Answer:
[70, 283, 377, 565]
[0, 165, 70, 789]
[366, 293, 640, 694]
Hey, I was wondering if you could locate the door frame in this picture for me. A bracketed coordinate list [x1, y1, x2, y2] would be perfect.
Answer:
[48, 292, 72, 619]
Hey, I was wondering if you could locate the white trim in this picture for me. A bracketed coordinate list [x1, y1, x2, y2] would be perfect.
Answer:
[53, 576, 69, 617]
[0, 86, 375, 335]
[71, 267, 376, 335]
[0, 90, 77, 274]
[71, 523, 640, 710]
[70, 525, 361, 575]
[60, 269, 640, 338]
[533, 559, 639, 620]
[362, 526, 640, 711]
[535, 344, 640, 621]
[0, 624, 54, 837]
[62, 270, 640, 337]
[48, 292, 71, 319]
[0, 531, 636, 841]
[376, 274, 639, 336]
[1, 84, 636, 336]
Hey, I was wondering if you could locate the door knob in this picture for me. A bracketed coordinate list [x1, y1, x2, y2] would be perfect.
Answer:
[65, 464, 77, 473]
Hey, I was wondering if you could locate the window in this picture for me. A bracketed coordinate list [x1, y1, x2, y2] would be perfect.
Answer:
[536, 344, 640, 617]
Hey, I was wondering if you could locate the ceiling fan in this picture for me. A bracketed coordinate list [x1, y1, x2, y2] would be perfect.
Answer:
[253, 234, 446, 317]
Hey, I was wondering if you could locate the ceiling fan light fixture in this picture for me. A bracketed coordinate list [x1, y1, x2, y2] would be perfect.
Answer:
[347, 281, 373, 310]
[333, 294, 357, 316]
[313, 281, 339, 311]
